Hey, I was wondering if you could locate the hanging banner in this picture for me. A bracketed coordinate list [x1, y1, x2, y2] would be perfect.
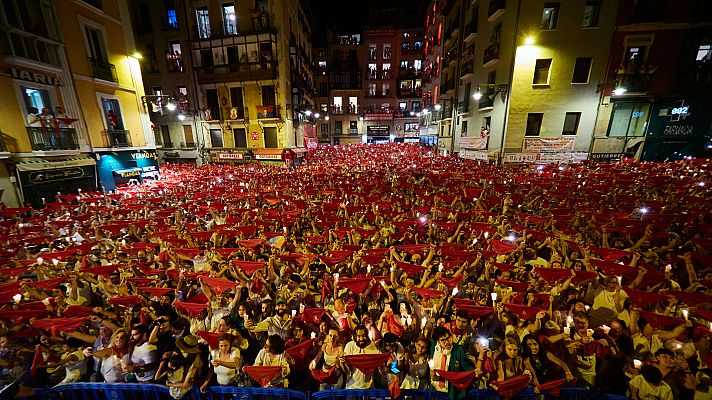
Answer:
[459, 137, 488, 150]
[503, 152, 588, 164]
[522, 137, 576, 153]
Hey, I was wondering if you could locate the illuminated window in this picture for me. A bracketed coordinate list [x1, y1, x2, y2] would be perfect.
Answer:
[696, 44, 711, 61]
[582, 1, 601, 28]
[608, 102, 650, 137]
[541, 3, 559, 30]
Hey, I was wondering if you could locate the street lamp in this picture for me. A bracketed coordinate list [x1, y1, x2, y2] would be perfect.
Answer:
[473, 84, 509, 102]
[613, 87, 627, 96]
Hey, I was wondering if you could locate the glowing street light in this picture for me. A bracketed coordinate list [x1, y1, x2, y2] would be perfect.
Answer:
[473, 92, 483, 100]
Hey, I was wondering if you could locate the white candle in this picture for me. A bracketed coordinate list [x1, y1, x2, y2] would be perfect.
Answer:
[291, 310, 296, 317]
[37, 257, 43, 265]
[452, 287, 459, 296]
[428, 359, 434, 369]
[490, 292, 497, 301]
[366, 265, 372, 274]
[616, 276, 622, 285]
[421, 317, 427, 329]
[601, 325, 611, 334]
[311, 332, 316, 339]
[333, 273, 339, 282]
[13, 294, 22, 303]
[438, 263, 443, 272]
[566, 316, 573, 326]
[52, 258, 59, 266]
[484, 232, 489, 239]
[633, 359, 642, 369]
[682, 309, 689, 320]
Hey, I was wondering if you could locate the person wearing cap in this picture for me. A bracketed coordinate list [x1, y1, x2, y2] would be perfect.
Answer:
[156, 335, 204, 397]
[631, 364, 674, 400]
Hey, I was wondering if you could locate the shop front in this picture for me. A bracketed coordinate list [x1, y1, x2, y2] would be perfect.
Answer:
[366, 125, 391, 143]
[95, 150, 160, 192]
[287, 148, 308, 167]
[209, 151, 246, 164]
[640, 99, 712, 161]
[252, 148, 285, 166]
[14, 156, 97, 207]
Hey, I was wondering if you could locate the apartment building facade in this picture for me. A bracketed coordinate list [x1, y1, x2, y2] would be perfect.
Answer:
[0, 0, 155, 207]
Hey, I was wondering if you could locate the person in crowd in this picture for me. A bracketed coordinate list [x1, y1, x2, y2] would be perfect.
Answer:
[252, 334, 290, 388]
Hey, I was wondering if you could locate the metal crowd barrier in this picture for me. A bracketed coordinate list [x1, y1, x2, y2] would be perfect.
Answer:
[22, 384, 627, 400]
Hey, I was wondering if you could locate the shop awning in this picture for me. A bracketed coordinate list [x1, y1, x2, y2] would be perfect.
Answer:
[15, 156, 96, 172]
[290, 148, 308, 155]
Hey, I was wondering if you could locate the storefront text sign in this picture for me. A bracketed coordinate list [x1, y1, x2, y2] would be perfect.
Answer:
[459, 137, 488, 150]
[9, 67, 62, 86]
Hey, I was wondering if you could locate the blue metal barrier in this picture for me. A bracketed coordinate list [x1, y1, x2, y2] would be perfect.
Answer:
[204, 386, 307, 400]
[21, 384, 616, 400]
[311, 389, 449, 400]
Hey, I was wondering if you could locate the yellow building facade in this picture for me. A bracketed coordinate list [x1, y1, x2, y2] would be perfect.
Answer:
[0, 0, 154, 207]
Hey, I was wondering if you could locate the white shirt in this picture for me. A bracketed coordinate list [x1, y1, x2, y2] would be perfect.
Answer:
[129, 341, 157, 382]
[343, 340, 381, 389]
[432, 344, 452, 392]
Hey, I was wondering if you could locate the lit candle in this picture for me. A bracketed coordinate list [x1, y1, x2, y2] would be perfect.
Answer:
[366, 265, 372, 274]
[390, 266, 395, 273]
[311, 332, 316, 339]
[13, 294, 22, 303]
[37, 257, 43, 265]
[484, 232, 489, 239]
[616, 276, 622, 285]
[566, 316, 573, 326]
[428, 359, 434, 369]
[490, 292, 497, 301]
[291, 310, 296, 317]
[438, 263, 443, 272]
[682, 309, 689, 320]
[633, 359, 642, 369]
[421, 317, 427, 329]
[52, 258, 59, 266]
[601, 325, 611, 334]
[452, 287, 459, 296]
[333, 273, 339, 282]
[380, 280, 386, 288]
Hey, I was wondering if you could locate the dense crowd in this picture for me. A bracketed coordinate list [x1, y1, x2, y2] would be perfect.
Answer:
[0, 143, 710, 400]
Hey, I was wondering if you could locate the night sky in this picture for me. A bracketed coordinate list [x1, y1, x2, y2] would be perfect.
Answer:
[306, 0, 424, 36]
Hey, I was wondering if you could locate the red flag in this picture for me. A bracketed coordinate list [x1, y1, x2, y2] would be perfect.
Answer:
[667, 291, 712, 306]
[395, 260, 426, 275]
[186, 292, 209, 304]
[386, 313, 405, 336]
[173, 248, 204, 259]
[395, 244, 430, 255]
[196, 330, 221, 349]
[81, 264, 121, 276]
[63, 305, 94, 318]
[321, 277, 330, 303]
[343, 353, 390, 375]
[0, 309, 48, 323]
[175, 301, 208, 318]
[624, 287, 669, 306]
[589, 259, 635, 276]
[1, 266, 30, 277]
[320, 256, 347, 267]
[108, 295, 142, 307]
[243, 366, 283, 387]
[339, 277, 372, 294]
[571, 270, 598, 285]
[534, 267, 572, 284]
[284, 339, 316, 372]
[440, 274, 464, 290]
[504, 303, 542, 321]
[137, 287, 175, 297]
[302, 308, 327, 324]
[32, 317, 86, 334]
[311, 366, 339, 384]
[696, 309, 712, 322]
[490, 240, 517, 254]
[588, 246, 631, 261]
[237, 239, 265, 252]
[494, 279, 529, 292]
[27, 277, 68, 291]
[538, 378, 567, 397]
[435, 369, 477, 390]
[232, 260, 266, 276]
[213, 248, 241, 258]
[389, 378, 402, 399]
[200, 276, 238, 296]
[492, 374, 531, 399]
[638, 310, 685, 329]
[453, 299, 495, 318]
[411, 287, 445, 301]
[31, 346, 43, 375]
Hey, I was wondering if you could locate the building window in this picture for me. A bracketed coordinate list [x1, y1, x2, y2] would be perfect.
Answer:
[696, 44, 711, 61]
[210, 129, 223, 147]
[541, 3, 559, 30]
[608, 102, 650, 137]
[165, 0, 178, 28]
[382, 83, 390, 96]
[368, 44, 376, 60]
[562, 112, 581, 135]
[349, 120, 358, 134]
[84, 25, 107, 62]
[230, 87, 244, 118]
[463, 82, 470, 112]
[223, 3, 237, 35]
[101, 98, 124, 131]
[399, 102, 407, 111]
[320, 124, 329, 137]
[261, 85, 275, 105]
[582, 1, 601, 28]
[21, 86, 53, 118]
[319, 82, 328, 96]
[233, 128, 247, 147]
[525, 113, 543, 136]
[572, 57, 592, 83]
[318, 50, 326, 57]
[205, 89, 220, 121]
[196, 7, 211, 39]
[412, 101, 421, 112]
[167, 41, 183, 72]
[383, 43, 392, 60]
[533, 59, 552, 85]
[461, 120, 468, 135]
[405, 123, 418, 131]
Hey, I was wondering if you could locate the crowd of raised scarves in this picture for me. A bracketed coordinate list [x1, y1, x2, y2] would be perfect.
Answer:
[0, 143, 709, 400]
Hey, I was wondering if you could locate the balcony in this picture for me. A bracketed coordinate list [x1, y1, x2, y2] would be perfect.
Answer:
[397, 88, 423, 98]
[256, 105, 281, 119]
[398, 68, 422, 78]
[89, 58, 118, 83]
[26, 127, 79, 151]
[488, 0, 506, 21]
[615, 71, 653, 94]
[195, 61, 277, 84]
[348, 129, 358, 134]
[365, 90, 392, 98]
[162, 19, 179, 31]
[478, 94, 495, 110]
[103, 129, 132, 148]
[366, 70, 393, 80]
[464, 19, 478, 44]
[460, 60, 474, 80]
[166, 53, 184, 73]
[180, 142, 197, 150]
[0, 133, 5, 152]
[483, 43, 500, 67]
